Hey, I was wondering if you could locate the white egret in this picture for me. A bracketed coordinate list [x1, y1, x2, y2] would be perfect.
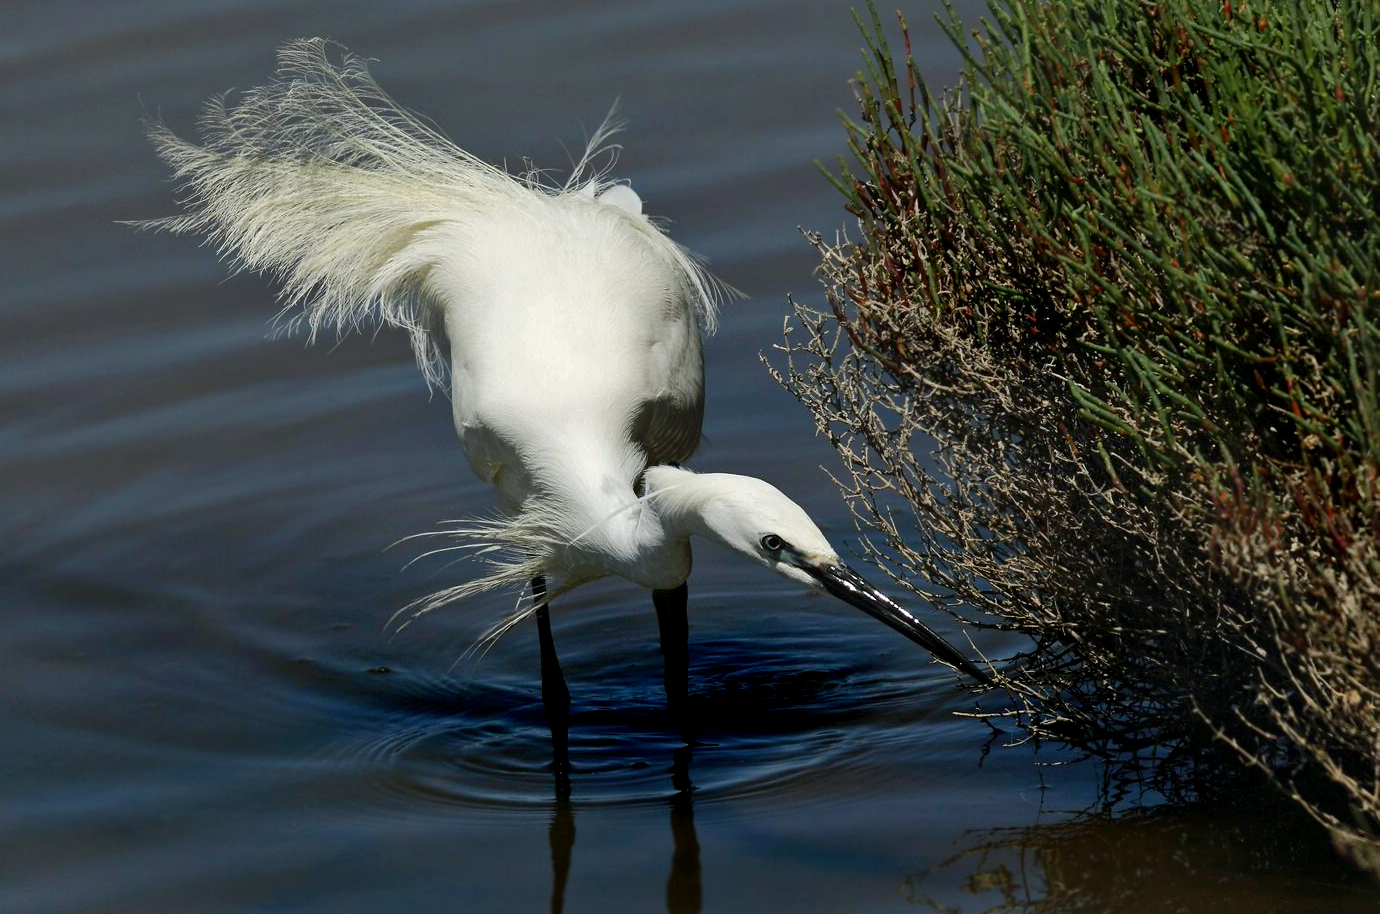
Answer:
[143, 40, 989, 735]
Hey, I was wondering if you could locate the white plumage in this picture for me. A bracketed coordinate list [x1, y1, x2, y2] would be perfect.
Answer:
[143, 39, 989, 686]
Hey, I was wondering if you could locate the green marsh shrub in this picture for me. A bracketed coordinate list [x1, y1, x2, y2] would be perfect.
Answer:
[779, 0, 1379, 866]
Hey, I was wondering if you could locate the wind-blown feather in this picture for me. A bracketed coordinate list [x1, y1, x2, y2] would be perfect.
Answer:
[391, 512, 554, 654]
[138, 38, 721, 388]
[391, 474, 697, 653]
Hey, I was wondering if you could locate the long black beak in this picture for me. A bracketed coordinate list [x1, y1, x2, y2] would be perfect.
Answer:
[804, 562, 991, 683]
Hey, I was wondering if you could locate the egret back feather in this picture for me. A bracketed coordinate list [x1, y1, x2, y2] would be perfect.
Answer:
[137, 38, 722, 389]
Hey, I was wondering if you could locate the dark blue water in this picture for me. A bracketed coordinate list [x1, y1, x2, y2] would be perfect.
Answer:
[3, 1, 1376, 911]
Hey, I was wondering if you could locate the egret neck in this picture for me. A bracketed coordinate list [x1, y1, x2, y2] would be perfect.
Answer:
[643, 465, 991, 682]
[533, 433, 690, 592]
[642, 465, 839, 585]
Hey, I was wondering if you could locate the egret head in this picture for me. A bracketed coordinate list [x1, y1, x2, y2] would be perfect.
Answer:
[644, 468, 989, 681]
[679, 473, 838, 588]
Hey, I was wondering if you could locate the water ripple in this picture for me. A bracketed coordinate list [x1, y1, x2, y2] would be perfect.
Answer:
[291, 614, 967, 828]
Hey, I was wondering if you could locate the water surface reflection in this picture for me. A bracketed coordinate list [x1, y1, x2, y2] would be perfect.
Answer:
[906, 798, 1377, 912]
[546, 741, 703, 914]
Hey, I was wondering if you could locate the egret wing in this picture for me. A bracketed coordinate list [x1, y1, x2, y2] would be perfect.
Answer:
[629, 301, 705, 467]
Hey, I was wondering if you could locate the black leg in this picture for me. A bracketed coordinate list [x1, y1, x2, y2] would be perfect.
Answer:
[654, 583, 690, 724]
[533, 576, 570, 777]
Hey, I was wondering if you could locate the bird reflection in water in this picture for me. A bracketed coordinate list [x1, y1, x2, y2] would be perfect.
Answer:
[545, 739, 702, 913]
[665, 746, 702, 914]
[546, 789, 575, 914]
[540, 580, 699, 912]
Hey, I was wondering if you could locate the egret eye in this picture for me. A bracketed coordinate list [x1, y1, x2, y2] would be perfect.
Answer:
[760, 533, 784, 553]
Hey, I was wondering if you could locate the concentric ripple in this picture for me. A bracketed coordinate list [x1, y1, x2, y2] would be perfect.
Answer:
[301, 614, 963, 826]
